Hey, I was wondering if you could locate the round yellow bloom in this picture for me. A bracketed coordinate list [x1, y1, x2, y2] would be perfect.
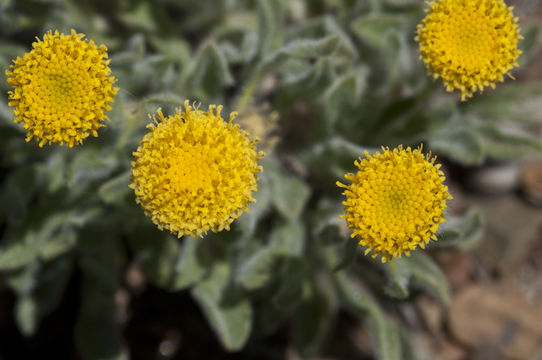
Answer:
[130, 101, 265, 238]
[337, 146, 452, 262]
[6, 29, 118, 147]
[415, 0, 522, 101]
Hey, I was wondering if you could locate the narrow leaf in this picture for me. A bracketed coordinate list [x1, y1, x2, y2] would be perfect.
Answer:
[293, 281, 333, 356]
[273, 259, 305, 309]
[404, 252, 450, 304]
[257, 0, 283, 56]
[384, 258, 411, 299]
[76, 278, 126, 360]
[435, 209, 484, 250]
[477, 124, 542, 159]
[335, 272, 402, 360]
[428, 125, 485, 165]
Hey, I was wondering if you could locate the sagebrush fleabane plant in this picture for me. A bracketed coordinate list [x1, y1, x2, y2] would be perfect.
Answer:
[130, 101, 264, 238]
[337, 146, 452, 262]
[415, 0, 522, 101]
[6, 29, 118, 147]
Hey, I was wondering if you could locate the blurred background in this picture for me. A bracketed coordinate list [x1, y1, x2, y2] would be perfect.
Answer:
[1, 0, 542, 359]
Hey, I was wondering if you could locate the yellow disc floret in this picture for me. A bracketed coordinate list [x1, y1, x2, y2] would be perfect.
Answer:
[337, 146, 452, 262]
[130, 101, 265, 238]
[415, 0, 522, 101]
[6, 29, 118, 147]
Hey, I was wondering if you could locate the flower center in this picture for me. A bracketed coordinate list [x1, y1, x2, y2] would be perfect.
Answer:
[165, 145, 221, 193]
[455, 17, 495, 69]
[434, 7, 497, 71]
[358, 167, 435, 239]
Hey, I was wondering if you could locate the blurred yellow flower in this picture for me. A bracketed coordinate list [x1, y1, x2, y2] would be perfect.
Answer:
[236, 105, 280, 153]
[6, 29, 118, 147]
[130, 101, 264, 238]
[337, 146, 452, 263]
[415, 0, 521, 101]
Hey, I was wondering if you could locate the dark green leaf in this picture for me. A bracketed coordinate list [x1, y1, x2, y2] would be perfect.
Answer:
[332, 237, 360, 272]
[2, 163, 41, 224]
[302, 137, 374, 190]
[292, 281, 333, 356]
[272, 258, 305, 309]
[75, 277, 126, 360]
[128, 229, 181, 289]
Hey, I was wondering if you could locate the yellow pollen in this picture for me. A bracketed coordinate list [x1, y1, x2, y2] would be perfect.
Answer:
[130, 101, 265, 238]
[337, 146, 452, 262]
[5, 29, 118, 147]
[415, 0, 522, 101]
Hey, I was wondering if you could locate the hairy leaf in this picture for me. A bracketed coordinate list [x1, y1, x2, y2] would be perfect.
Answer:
[192, 263, 252, 351]
[335, 272, 402, 360]
[435, 209, 484, 250]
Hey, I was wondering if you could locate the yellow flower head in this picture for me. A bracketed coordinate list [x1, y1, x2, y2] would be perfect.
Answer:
[337, 146, 452, 263]
[415, 0, 522, 101]
[130, 101, 265, 238]
[6, 29, 118, 147]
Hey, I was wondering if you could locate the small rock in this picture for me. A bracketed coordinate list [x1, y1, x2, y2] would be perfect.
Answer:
[448, 284, 542, 360]
[126, 261, 146, 294]
[466, 162, 520, 195]
[115, 288, 130, 324]
[466, 194, 542, 274]
[435, 338, 468, 360]
[417, 295, 444, 336]
[434, 251, 473, 292]
[158, 329, 182, 358]
[521, 158, 542, 207]
[348, 320, 375, 357]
